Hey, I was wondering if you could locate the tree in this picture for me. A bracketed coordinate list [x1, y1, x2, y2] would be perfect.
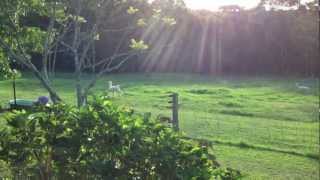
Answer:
[259, 0, 301, 7]
[260, 0, 318, 8]
[0, 0, 177, 107]
[0, 0, 64, 102]
[0, 52, 14, 79]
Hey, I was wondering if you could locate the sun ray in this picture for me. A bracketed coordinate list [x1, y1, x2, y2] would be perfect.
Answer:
[184, 0, 261, 11]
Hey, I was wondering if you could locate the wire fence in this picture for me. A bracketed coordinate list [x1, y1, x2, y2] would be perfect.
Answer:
[189, 106, 318, 156]
[152, 93, 319, 180]
[1, 93, 319, 179]
[181, 111, 319, 155]
[148, 93, 319, 156]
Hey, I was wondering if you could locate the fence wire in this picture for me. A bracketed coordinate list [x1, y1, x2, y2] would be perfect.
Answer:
[1, 94, 319, 179]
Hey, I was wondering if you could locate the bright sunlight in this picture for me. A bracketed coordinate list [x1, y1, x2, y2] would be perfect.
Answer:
[184, 0, 261, 11]
[0, 0, 318, 179]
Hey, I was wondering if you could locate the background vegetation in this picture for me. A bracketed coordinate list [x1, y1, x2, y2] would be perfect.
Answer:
[0, 0, 318, 179]
[13, 1, 319, 76]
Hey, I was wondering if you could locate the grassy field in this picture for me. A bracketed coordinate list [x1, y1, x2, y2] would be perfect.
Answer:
[0, 73, 319, 179]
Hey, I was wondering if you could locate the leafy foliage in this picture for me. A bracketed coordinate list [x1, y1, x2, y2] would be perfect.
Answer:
[127, 6, 140, 15]
[130, 39, 149, 51]
[0, 57, 13, 80]
[0, 0, 48, 54]
[0, 96, 240, 179]
[0, 52, 20, 80]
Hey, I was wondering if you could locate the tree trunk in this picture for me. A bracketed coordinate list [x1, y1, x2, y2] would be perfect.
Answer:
[75, 54, 84, 108]
[0, 38, 62, 103]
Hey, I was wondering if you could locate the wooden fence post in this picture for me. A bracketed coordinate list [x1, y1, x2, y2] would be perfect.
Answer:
[13, 73, 17, 106]
[171, 93, 179, 131]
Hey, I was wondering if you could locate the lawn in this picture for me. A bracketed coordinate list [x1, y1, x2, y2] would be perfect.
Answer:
[0, 73, 319, 179]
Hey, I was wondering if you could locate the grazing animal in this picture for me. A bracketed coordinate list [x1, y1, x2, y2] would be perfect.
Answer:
[108, 81, 122, 95]
[295, 83, 310, 91]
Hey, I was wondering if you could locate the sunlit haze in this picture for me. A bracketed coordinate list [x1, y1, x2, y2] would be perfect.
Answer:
[184, 0, 315, 11]
[184, 0, 261, 11]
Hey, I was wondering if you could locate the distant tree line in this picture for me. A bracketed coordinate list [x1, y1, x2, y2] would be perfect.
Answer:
[20, 1, 319, 76]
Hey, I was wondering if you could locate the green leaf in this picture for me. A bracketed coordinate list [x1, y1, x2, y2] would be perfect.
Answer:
[127, 6, 139, 15]
[129, 39, 149, 51]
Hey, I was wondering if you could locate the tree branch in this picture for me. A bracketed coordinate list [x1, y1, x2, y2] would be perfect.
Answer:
[83, 52, 138, 95]
[0, 38, 62, 103]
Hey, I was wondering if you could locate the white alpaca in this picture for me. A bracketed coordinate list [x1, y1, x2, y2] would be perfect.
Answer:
[295, 83, 310, 91]
[108, 81, 122, 95]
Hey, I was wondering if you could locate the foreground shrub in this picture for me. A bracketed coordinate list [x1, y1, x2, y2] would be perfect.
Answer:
[0, 96, 240, 179]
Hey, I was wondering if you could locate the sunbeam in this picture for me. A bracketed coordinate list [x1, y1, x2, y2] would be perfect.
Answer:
[184, 0, 261, 11]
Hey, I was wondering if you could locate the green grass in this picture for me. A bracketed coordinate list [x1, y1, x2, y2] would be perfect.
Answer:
[0, 73, 319, 179]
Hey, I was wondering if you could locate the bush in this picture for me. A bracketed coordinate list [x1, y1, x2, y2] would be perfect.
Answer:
[0, 96, 240, 179]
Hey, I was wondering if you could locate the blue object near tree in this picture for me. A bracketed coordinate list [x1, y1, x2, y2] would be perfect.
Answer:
[9, 99, 35, 110]
[37, 96, 49, 105]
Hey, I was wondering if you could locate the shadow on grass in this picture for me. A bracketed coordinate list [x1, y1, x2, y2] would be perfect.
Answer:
[184, 136, 319, 161]
[218, 109, 255, 117]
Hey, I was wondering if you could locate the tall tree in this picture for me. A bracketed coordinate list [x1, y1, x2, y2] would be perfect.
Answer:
[0, 0, 176, 106]
[0, 0, 63, 101]
[0, 51, 14, 79]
